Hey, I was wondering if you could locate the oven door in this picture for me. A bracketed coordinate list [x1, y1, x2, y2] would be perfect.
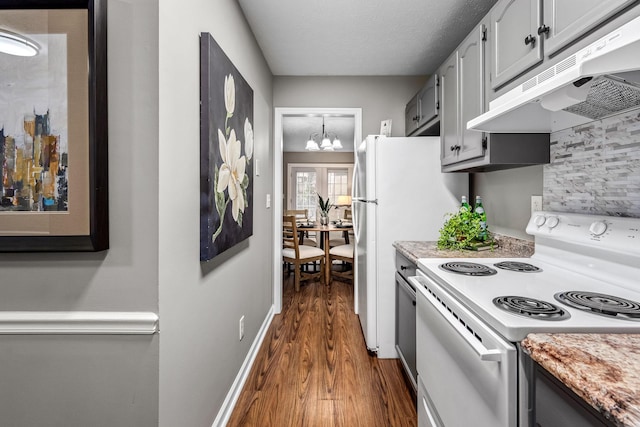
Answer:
[411, 270, 517, 427]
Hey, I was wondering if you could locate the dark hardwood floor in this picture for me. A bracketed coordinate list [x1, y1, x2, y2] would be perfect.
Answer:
[227, 274, 417, 426]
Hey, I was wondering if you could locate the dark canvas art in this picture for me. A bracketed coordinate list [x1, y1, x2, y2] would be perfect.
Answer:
[200, 33, 254, 261]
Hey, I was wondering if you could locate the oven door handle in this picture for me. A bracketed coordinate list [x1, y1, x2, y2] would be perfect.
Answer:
[411, 276, 504, 362]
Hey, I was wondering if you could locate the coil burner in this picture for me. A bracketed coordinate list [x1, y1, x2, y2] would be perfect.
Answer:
[494, 261, 542, 273]
[439, 262, 498, 276]
[555, 291, 640, 320]
[493, 296, 570, 320]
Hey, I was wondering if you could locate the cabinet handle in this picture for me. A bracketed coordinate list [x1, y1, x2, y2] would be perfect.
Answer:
[413, 115, 420, 122]
[450, 145, 461, 152]
[400, 265, 408, 271]
[537, 25, 550, 36]
[524, 34, 536, 46]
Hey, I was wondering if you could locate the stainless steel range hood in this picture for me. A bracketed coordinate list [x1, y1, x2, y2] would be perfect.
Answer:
[468, 15, 640, 133]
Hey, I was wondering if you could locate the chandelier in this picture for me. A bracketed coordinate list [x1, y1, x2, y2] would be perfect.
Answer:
[305, 116, 342, 151]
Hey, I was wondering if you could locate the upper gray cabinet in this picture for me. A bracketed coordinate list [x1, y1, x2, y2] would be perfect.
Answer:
[541, 0, 637, 56]
[457, 23, 486, 163]
[441, 18, 550, 172]
[490, 0, 543, 89]
[405, 74, 440, 136]
[441, 24, 486, 167]
[417, 75, 439, 127]
[439, 51, 459, 165]
[405, 93, 420, 136]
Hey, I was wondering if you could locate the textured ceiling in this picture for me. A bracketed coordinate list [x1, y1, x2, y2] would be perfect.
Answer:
[283, 115, 355, 153]
[238, 0, 497, 76]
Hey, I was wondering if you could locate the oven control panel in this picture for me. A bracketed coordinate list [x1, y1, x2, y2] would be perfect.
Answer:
[527, 211, 640, 255]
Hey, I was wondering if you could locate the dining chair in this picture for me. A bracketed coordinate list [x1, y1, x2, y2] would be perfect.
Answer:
[283, 215, 325, 291]
[329, 208, 352, 247]
[284, 209, 317, 247]
[329, 243, 354, 285]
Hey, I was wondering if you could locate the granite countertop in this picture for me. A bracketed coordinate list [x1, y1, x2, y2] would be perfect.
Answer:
[522, 333, 640, 427]
[393, 235, 534, 264]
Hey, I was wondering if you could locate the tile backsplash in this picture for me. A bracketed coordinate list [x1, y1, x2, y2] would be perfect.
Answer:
[544, 108, 640, 217]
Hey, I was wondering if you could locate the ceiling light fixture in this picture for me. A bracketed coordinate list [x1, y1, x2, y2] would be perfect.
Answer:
[0, 29, 40, 57]
[305, 115, 341, 151]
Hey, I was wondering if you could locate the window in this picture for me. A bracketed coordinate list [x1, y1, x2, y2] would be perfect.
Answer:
[294, 168, 317, 217]
[289, 164, 353, 221]
[327, 169, 348, 203]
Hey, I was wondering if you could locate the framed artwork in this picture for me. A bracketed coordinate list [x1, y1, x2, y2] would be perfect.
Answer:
[200, 32, 254, 261]
[0, 0, 108, 252]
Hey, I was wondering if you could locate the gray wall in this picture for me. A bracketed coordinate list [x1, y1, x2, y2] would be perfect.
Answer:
[472, 166, 543, 240]
[0, 0, 160, 425]
[157, 0, 274, 426]
[274, 76, 427, 137]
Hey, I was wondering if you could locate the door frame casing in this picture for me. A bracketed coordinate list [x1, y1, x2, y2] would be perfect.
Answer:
[273, 107, 362, 313]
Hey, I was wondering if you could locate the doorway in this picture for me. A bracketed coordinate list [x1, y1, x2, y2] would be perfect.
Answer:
[273, 108, 362, 313]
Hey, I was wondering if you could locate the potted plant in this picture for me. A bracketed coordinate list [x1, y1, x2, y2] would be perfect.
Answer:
[437, 208, 494, 251]
[317, 193, 333, 225]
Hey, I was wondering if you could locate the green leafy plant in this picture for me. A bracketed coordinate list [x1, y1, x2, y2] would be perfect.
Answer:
[437, 209, 489, 250]
[317, 193, 333, 216]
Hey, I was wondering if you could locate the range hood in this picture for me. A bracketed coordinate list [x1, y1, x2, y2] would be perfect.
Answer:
[468, 15, 640, 133]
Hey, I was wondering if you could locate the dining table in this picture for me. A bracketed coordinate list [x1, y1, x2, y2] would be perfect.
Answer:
[297, 221, 353, 284]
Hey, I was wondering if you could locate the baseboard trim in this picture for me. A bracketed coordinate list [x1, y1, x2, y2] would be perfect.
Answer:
[212, 304, 275, 427]
[0, 311, 159, 334]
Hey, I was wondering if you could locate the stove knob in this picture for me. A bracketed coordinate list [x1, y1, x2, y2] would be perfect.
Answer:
[589, 221, 608, 236]
[546, 216, 559, 228]
[534, 215, 546, 227]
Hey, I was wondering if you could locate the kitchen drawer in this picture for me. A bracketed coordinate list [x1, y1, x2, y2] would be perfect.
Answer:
[396, 252, 416, 278]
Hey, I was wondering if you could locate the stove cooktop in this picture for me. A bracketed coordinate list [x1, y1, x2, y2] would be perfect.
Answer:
[416, 212, 640, 341]
[416, 256, 640, 341]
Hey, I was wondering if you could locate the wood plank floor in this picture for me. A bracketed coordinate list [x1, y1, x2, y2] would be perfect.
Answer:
[227, 274, 417, 427]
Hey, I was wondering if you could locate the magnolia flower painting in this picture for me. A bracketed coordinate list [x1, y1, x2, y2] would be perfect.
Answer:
[200, 33, 254, 261]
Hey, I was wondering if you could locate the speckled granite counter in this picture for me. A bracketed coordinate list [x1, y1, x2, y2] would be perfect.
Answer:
[522, 333, 640, 427]
[393, 235, 534, 264]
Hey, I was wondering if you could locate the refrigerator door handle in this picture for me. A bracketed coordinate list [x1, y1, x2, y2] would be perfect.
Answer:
[354, 198, 378, 204]
[352, 156, 360, 240]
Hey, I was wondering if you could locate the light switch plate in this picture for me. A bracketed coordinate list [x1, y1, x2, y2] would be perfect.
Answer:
[531, 195, 542, 213]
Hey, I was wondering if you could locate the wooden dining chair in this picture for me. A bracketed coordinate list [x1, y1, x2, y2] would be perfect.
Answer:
[329, 243, 354, 285]
[283, 215, 325, 291]
[329, 208, 352, 247]
[284, 209, 317, 247]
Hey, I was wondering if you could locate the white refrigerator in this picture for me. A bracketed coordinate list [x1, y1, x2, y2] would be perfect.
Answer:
[352, 135, 468, 358]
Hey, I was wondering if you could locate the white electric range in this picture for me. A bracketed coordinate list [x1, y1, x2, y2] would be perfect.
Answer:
[410, 211, 640, 427]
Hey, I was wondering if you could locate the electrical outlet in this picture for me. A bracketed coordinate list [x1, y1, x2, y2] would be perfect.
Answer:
[239, 315, 245, 341]
[531, 195, 543, 213]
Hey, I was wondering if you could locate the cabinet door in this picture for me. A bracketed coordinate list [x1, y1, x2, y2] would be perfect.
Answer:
[491, 0, 542, 89]
[439, 52, 459, 167]
[417, 74, 439, 127]
[457, 23, 486, 164]
[542, 0, 636, 56]
[405, 94, 420, 136]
